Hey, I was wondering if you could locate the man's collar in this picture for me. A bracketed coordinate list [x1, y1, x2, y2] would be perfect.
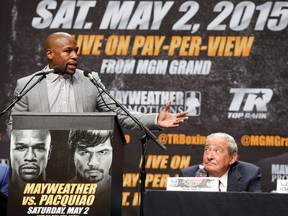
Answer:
[45, 66, 77, 83]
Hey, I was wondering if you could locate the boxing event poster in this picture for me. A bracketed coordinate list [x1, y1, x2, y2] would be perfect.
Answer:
[7, 113, 124, 216]
[8, 129, 116, 216]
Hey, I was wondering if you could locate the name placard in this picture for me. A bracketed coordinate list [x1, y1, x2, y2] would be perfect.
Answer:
[166, 177, 219, 192]
[276, 180, 288, 193]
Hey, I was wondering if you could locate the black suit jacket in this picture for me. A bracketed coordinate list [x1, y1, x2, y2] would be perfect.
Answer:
[179, 161, 262, 192]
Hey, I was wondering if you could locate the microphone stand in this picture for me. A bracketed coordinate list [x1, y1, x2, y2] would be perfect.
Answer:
[88, 75, 166, 216]
[0, 75, 47, 117]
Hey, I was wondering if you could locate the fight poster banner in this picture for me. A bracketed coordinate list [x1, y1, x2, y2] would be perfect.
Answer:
[7, 113, 124, 216]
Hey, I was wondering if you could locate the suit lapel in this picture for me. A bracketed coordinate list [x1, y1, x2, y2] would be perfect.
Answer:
[73, 71, 84, 112]
[227, 164, 242, 191]
[37, 79, 50, 112]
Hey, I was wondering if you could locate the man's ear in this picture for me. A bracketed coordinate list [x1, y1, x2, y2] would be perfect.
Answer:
[229, 153, 238, 165]
[48, 145, 52, 160]
[46, 49, 53, 60]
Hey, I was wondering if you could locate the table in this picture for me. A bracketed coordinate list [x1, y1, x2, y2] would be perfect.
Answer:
[143, 190, 288, 216]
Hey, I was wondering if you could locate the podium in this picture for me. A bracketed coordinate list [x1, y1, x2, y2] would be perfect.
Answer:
[8, 112, 126, 216]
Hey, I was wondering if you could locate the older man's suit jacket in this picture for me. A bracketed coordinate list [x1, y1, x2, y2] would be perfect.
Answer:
[9, 69, 158, 130]
[179, 161, 262, 192]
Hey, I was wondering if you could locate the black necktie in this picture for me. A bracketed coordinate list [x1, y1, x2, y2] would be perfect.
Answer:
[219, 179, 222, 192]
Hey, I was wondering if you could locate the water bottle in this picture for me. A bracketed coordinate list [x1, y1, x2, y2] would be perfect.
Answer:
[195, 164, 207, 177]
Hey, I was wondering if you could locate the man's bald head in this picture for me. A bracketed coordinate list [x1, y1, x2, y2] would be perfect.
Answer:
[44, 32, 79, 74]
[45, 32, 76, 52]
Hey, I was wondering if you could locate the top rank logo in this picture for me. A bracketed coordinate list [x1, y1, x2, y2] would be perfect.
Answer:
[228, 88, 273, 119]
[110, 90, 201, 116]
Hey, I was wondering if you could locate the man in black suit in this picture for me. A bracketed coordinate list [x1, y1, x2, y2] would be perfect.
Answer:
[180, 132, 262, 192]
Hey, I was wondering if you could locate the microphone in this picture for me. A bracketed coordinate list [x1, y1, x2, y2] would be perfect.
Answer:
[83, 70, 94, 80]
[35, 65, 62, 76]
[84, 70, 105, 89]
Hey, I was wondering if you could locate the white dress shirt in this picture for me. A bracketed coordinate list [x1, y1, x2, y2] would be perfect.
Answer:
[218, 169, 229, 192]
[46, 73, 77, 112]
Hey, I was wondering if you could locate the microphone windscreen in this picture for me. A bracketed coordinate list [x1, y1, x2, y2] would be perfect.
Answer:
[53, 65, 62, 74]
[83, 70, 92, 77]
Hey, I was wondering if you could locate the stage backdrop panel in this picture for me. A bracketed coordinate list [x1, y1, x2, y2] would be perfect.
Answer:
[0, 1, 287, 215]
